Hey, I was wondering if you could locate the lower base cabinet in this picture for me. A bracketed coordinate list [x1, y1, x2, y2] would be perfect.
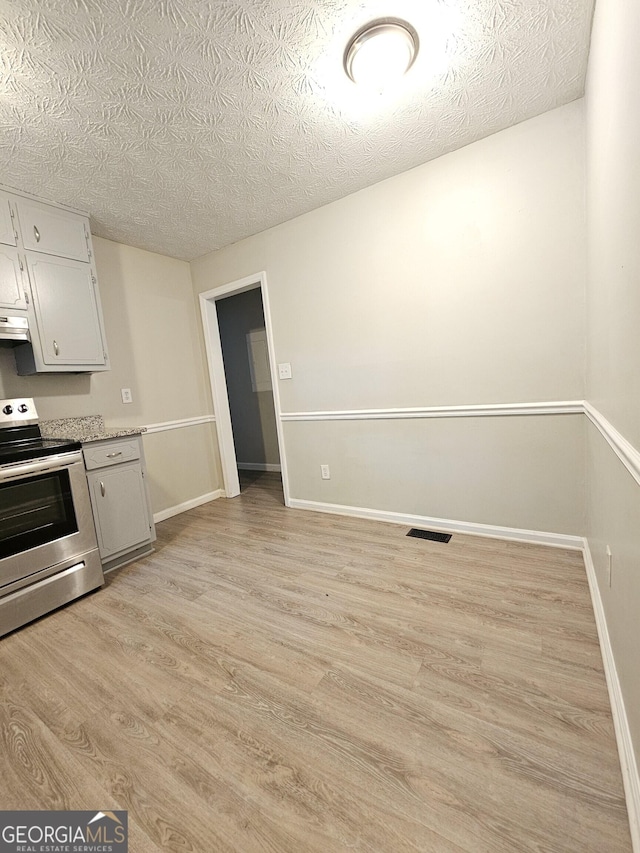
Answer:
[83, 436, 155, 571]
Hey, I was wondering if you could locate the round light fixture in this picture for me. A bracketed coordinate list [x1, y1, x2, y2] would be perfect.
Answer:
[344, 18, 419, 88]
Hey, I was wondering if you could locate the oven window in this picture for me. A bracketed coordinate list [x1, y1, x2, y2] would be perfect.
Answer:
[0, 469, 78, 560]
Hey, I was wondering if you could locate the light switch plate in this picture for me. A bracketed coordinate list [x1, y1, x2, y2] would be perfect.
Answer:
[278, 362, 292, 380]
[121, 388, 133, 404]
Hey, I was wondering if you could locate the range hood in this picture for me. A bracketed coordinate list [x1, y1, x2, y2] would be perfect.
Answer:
[0, 315, 30, 345]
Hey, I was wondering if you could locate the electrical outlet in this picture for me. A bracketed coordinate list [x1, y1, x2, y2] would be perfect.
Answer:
[320, 464, 330, 480]
[606, 545, 612, 587]
[278, 362, 292, 380]
[121, 388, 133, 404]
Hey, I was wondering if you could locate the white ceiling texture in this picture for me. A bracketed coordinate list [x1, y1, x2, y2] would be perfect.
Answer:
[0, 0, 594, 261]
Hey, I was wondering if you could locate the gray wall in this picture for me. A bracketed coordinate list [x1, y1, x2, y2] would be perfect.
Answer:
[191, 102, 586, 536]
[585, 0, 640, 770]
[216, 288, 280, 469]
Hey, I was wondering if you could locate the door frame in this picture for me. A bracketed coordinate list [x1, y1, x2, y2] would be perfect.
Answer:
[199, 271, 290, 504]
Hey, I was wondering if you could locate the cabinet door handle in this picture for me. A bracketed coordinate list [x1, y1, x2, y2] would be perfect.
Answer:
[106, 451, 122, 458]
[33, 225, 40, 242]
[53, 340, 59, 356]
[100, 481, 105, 497]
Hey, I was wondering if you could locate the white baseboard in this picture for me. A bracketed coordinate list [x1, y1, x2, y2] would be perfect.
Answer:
[582, 540, 640, 852]
[153, 490, 224, 523]
[237, 462, 282, 473]
[287, 498, 584, 550]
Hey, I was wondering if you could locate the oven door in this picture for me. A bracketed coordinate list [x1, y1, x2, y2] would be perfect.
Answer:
[0, 452, 98, 590]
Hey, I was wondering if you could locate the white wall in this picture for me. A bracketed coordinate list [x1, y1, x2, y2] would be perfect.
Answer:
[191, 102, 586, 535]
[0, 236, 221, 515]
[585, 0, 640, 778]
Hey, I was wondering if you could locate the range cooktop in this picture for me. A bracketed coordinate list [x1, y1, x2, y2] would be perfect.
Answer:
[0, 398, 81, 465]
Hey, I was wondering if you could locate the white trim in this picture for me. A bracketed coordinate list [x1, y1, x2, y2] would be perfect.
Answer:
[582, 541, 640, 853]
[237, 462, 282, 472]
[200, 292, 240, 498]
[280, 401, 584, 422]
[200, 274, 263, 300]
[584, 402, 640, 488]
[259, 272, 291, 506]
[287, 498, 583, 550]
[199, 272, 290, 506]
[281, 398, 640, 495]
[144, 415, 216, 434]
[153, 489, 223, 523]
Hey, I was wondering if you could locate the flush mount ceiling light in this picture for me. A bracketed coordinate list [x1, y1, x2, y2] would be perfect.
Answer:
[344, 18, 419, 88]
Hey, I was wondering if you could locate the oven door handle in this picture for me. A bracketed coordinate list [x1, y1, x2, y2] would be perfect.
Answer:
[0, 451, 83, 481]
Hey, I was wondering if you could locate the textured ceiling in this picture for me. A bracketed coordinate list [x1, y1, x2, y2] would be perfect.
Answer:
[0, 0, 594, 261]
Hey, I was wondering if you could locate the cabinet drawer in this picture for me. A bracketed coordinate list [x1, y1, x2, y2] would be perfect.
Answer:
[16, 199, 90, 262]
[83, 439, 141, 470]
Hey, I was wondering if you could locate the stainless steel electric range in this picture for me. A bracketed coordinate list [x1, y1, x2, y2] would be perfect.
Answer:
[0, 398, 104, 638]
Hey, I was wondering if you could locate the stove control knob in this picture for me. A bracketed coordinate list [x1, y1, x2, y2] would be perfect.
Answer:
[2, 405, 13, 415]
[17, 404, 28, 413]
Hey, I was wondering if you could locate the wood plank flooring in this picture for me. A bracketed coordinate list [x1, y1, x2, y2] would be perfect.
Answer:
[0, 472, 632, 852]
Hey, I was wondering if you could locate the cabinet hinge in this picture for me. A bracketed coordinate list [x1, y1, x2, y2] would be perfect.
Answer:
[9, 207, 14, 220]
[103, 352, 107, 360]
[24, 291, 29, 305]
[18, 256, 23, 272]
[14, 231, 18, 243]
[91, 274, 97, 284]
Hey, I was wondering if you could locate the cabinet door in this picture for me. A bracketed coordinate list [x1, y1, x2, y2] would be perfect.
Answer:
[16, 199, 90, 262]
[0, 246, 27, 309]
[87, 463, 152, 560]
[0, 194, 17, 246]
[26, 252, 106, 365]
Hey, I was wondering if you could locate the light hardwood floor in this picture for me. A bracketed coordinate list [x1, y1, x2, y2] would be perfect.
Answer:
[0, 472, 632, 852]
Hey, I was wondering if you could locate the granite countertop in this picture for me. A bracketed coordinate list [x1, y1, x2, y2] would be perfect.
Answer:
[40, 415, 146, 444]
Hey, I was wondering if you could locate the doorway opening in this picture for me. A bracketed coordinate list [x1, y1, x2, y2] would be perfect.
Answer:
[199, 272, 289, 504]
[217, 288, 280, 493]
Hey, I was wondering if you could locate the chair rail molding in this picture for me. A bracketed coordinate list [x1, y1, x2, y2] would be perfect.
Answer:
[281, 398, 640, 499]
[584, 402, 640, 488]
[143, 415, 216, 434]
[280, 400, 584, 422]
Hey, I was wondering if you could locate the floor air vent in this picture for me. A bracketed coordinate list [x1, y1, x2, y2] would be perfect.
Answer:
[407, 528, 452, 543]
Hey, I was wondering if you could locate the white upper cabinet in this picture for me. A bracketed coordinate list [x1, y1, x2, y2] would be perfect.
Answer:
[22, 252, 107, 367]
[1, 185, 110, 374]
[0, 246, 28, 310]
[0, 192, 27, 310]
[15, 198, 90, 263]
[0, 193, 17, 247]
